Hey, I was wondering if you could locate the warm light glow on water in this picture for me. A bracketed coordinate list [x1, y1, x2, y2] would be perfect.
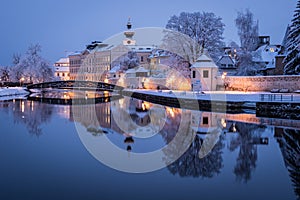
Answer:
[0, 96, 299, 200]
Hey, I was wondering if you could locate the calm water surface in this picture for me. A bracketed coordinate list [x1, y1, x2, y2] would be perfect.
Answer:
[0, 96, 299, 200]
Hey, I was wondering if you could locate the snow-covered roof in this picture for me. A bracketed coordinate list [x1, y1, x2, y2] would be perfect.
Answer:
[55, 57, 69, 64]
[216, 55, 236, 68]
[191, 53, 218, 68]
[253, 44, 281, 69]
[54, 66, 69, 72]
[148, 49, 169, 58]
[68, 51, 82, 56]
[109, 65, 121, 73]
[129, 45, 155, 52]
[125, 68, 136, 74]
[87, 43, 115, 53]
[136, 66, 149, 73]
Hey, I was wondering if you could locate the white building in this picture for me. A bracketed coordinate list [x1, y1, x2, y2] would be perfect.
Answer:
[54, 57, 70, 81]
[191, 51, 218, 91]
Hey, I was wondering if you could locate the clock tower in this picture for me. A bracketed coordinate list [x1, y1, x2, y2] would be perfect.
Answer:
[123, 18, 136, 46]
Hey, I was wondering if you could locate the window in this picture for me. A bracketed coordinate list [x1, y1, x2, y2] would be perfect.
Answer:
[203, 70, 209, 78]
[192, 70, 196, 78]
[202, 117, 209, 125]
[141, 56, 144, 62]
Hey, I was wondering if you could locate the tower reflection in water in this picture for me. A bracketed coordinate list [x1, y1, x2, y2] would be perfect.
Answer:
[2, 95, 299, 198]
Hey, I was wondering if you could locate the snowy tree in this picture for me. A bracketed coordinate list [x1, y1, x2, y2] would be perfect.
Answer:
[284, 0, 300, 75]
[235, 9, 259, 52]
[153, 50, 190, 78]
[158, 51, 191, 90]
[0, 66, 10, 82]
[235, 51, 262, 76]
[235, 9, 260, 75]
[10, 65, 23, 82]
[161, 29, 201, 64]
[12, 53, 21, 65]
[164, 12, 225, 62]
[13, 44, 54, 83]
[118, 51, 140, 70]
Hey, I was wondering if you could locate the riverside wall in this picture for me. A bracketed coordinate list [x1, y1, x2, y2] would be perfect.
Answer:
[217, 75, 300, 92]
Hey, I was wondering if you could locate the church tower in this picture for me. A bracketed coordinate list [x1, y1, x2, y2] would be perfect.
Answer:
[123, 18, 136, 46]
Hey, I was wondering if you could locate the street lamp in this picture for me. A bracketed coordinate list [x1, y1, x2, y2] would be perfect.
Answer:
[221, 72, 227, 80]
[20, 77, 25, 86]
[221, 72, 228, 90]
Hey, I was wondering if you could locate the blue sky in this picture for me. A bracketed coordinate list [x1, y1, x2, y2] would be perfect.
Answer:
[0, 0, 296, 66]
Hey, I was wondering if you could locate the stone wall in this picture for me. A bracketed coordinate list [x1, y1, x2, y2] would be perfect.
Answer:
[217, 75, 300, 92]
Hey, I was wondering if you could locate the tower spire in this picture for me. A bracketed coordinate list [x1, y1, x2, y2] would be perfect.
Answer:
[127, 17, 132, 30]
[123, 17, 136, 45]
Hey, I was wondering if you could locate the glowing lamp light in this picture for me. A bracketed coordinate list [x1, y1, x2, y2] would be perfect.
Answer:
[142, 102, 146, 111]
[221, 118, 226, 128]
[221, 72, 227, 80]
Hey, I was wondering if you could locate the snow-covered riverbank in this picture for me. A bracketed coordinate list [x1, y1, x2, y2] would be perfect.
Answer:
[0, 87, 29, 101]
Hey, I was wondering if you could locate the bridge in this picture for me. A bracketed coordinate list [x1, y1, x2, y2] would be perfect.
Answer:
[27, 80, 124, 92]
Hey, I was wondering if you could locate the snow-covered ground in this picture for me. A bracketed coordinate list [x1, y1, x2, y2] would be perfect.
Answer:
[0, 87, 29, 101]
[1, 87, 299, 103]
[125, 89, 300, 103]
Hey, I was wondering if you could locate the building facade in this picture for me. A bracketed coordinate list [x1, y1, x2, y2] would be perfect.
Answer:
[69, 52, 87, 80]
[54, 57, 70, 81]
[191, 52, 218, 91]
[68, 19, 154, 83]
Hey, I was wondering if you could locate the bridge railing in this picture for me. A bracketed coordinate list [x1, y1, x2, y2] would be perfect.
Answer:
[259, 93, 300, 102]
[27, 80, 124, 92]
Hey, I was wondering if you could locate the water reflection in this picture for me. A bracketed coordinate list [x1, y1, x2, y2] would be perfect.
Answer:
[167, 131, 224, 178]
[227, 123, 267, 183]
[2, 99, 54, 136]
[0, 93, 299, 197]
[275, 128, 300, 199]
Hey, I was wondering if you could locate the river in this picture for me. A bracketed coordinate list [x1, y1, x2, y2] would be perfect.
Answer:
[0, 95, 299, 200]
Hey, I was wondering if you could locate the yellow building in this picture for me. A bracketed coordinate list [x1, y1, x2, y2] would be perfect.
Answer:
[68, 19, 155, 83]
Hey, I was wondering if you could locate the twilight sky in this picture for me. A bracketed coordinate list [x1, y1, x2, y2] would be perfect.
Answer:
[0, 0, 296, 66]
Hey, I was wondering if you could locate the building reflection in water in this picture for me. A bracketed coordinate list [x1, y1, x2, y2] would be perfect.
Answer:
[2, 94, 299, 194]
